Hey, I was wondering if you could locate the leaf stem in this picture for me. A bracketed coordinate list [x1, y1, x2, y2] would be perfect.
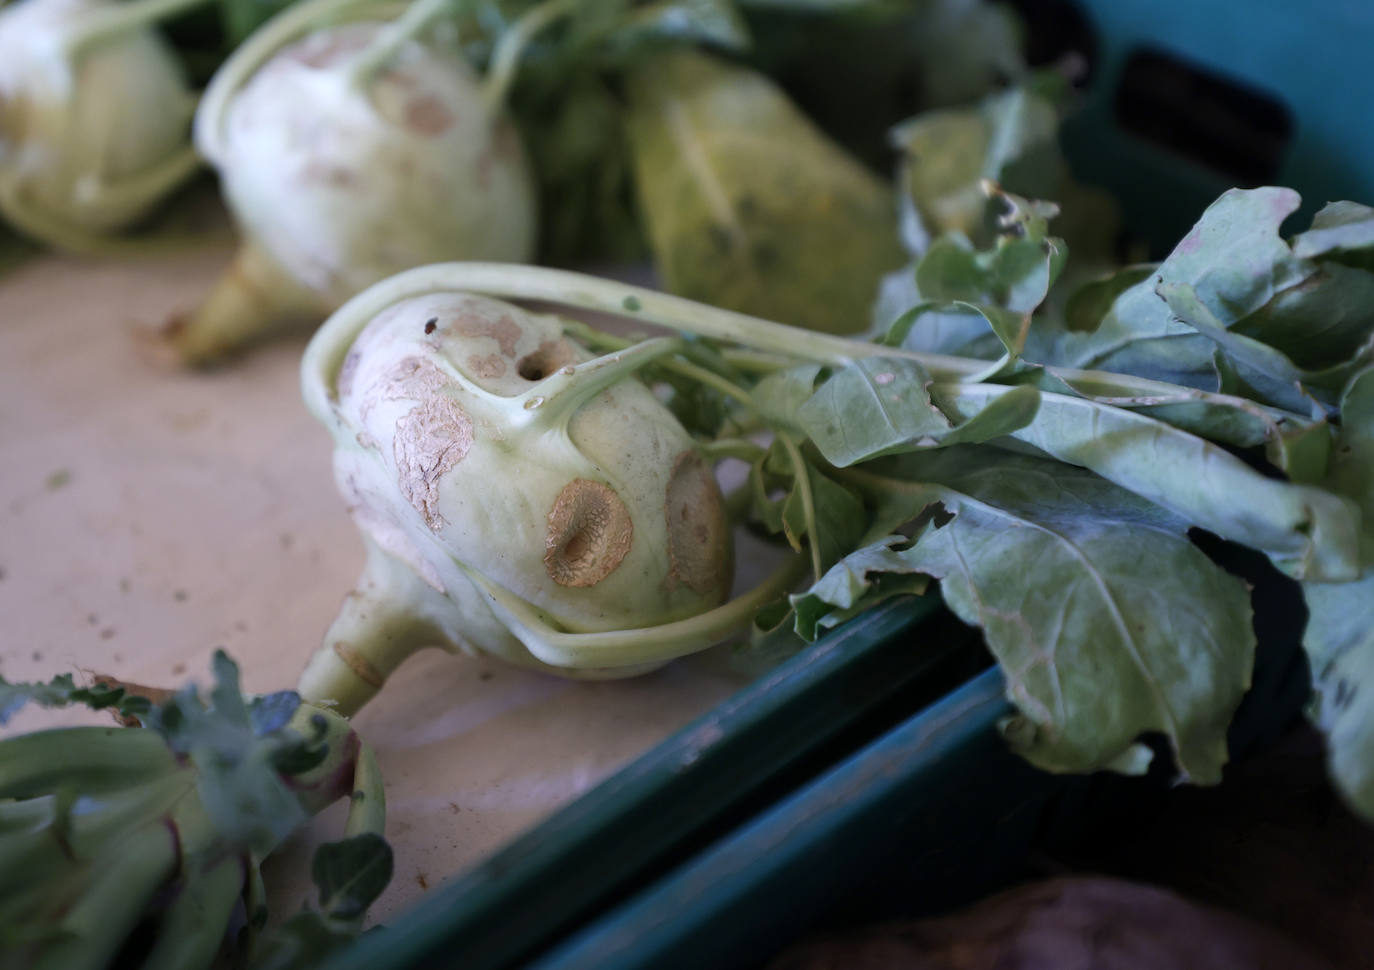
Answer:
[455, 553, 810, 668]
[0, 728, 175, 799]
[480, 0, 577, 111]
[778, 434, 823, 581]
[302, 264, 1309, 445]
[195, 0, 394, 161]
[345, 0, 459, 92]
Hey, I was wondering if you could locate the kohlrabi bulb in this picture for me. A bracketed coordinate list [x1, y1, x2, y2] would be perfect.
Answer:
[299, 288, 734, 715]
[168, 2, 539, 366]
[0, 0, 198, 249]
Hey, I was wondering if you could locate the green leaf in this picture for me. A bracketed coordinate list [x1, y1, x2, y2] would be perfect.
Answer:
[789, 535, 930, 640]
[0, 673, 151, 725]
[148, 655, 309, 855]
[1301, 574, 1374, 820]
[250, 692, 303, 736]
[780, 458, 867, 572]
[749, 363, 823, 430]
[930, 381, 1361, 581]
[797, 357, 1040, 467]
[864, 448, 1256, 781]
[625, 49, 906, 335]
[313, 833, 395, 921]
[1292, 200, 1374, 269]
[890, 82, 1062, 246]
[1044, 189, 1374, 406]
[1062, 265, 1156, 333]
[1157, 281, 1320, 414]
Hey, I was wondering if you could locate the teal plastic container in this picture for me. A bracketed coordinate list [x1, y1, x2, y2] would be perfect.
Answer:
[1059, 0, 1374, 251]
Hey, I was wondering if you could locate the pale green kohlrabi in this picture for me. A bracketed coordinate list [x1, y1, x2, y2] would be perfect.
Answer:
[163, 0, 544, 366]
[298, 278, 812, 716]
[0, 0, 201, 251]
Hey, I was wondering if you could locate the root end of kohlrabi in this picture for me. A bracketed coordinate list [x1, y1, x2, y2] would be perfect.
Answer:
[154, 242, 322, 367]
[298, 545, 459, 717]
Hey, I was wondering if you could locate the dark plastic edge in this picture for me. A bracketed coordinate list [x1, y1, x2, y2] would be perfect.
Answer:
[320, 594, 961, 970]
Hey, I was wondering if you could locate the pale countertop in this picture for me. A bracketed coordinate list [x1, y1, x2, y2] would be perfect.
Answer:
[0, 237, 755, 924]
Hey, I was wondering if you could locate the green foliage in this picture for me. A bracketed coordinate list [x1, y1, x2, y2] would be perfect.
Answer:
[0, 672, 151, 725]
[0, 653, 389, 969]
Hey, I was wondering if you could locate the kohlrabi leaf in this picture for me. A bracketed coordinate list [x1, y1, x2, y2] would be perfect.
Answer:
[749, 363, 823, 429]
[0, 673, 152, 725]
[250, 690, 304, 736]
[882, 301, 1012, 359]
[625, 48, 906, 335]
[789, 535, 930, 640]
[312, 832, 395, 920]
[1044, 189, 1374, 406]
[1301, 574, 1374, 821]
[780, 455, 867, 572]
[890, 83, 1063, 248]
[762, 440, 866, 572]
[930, 381, 1362, 582]
[149, 652, 309, 856]
[797, 356, 1039, 466]
[1061, 265, 1156, 334]
[1327, 368, 1374, 531]
[1157, 281, 1322, 415]
[1292, 200, 1374, 270]
[857, 448, 1256, 782]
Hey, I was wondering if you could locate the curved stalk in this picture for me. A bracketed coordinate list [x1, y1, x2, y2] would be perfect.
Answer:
[30, 821, 178, 970]
[0, 183, 141, 255]
[343, 744, 386, 838]
[480, 0, 577, 112]
[345, 0, 459, 91]
[0, 727, 176, 799]
[194, 0, 397, 161]
[777, 433, 822, 581]
[73, 144, 200, 216]
[136, 855, 246, 970]
[301, 263, 1310, 444]
[455, 553, 809, 669]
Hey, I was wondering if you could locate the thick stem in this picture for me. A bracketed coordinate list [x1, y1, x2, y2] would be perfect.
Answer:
[0, 727, 175, 799]
[778, 433, 823, 581]
[297, 542, 453, 715]
[136, 855, 246, 970]
[158, 242, 321, 367]
[455, 553, 810, 669]
[345, 0, 456, 91]
[0, 774, 190, 896]
[343, 744, 387, 838]
[73, 145, 201, 219]
[30, 822, 179, 970]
